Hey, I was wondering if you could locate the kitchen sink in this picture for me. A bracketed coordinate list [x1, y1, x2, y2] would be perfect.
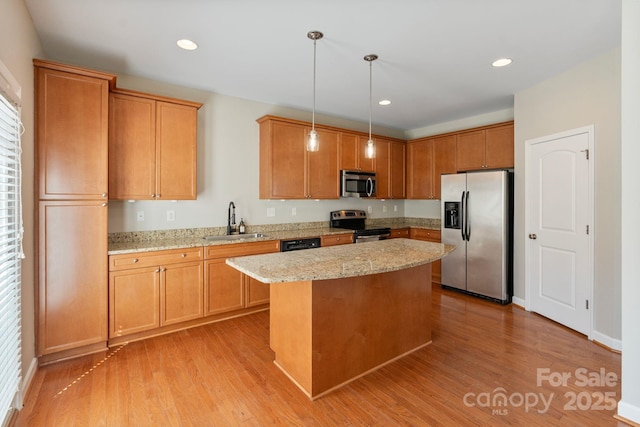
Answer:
[203, 233, 267, 241]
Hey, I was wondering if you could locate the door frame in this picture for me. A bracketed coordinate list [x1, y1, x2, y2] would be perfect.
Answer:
[524, 125, 595, 339]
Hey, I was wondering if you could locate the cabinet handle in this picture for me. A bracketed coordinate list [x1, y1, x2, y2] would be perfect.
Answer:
[101, 203, 108, 207]
[161, 267, 166, 272]
[155, 268, 160, 273]
[102, 193, 107, 198]
[132, 258, 139, 263]
[181, 253, 187, 258]
[156, 194, 161, 198]
[151, 194, 156, 198]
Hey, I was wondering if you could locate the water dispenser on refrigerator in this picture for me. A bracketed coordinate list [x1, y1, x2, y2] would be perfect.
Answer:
[444, 201, 460, 229]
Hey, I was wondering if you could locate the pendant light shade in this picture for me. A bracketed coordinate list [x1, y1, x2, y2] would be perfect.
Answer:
[364, 54, 378, 159]
[307, 31, 323, 152]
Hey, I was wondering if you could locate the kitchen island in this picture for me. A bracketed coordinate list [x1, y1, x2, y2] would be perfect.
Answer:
[226, 238, 454, 399]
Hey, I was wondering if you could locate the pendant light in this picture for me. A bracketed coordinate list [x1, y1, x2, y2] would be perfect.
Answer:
[364, 54, 378, 159]
[307, 31, 323, 152]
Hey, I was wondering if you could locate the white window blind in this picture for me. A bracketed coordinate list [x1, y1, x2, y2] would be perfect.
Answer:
[0, 88, 23, 425]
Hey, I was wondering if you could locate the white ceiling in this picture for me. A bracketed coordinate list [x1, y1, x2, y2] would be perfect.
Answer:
[24, 0, 621, 131]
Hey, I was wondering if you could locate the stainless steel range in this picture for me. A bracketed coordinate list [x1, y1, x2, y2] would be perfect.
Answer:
[329, 210, 391, 243]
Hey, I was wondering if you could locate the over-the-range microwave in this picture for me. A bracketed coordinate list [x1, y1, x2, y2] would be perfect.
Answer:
[340, 170, 376, 198]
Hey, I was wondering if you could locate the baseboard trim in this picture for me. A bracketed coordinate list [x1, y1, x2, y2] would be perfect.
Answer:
[592, 330, 622, 353]
[512, 296, 525, 308]
[17, 357, 38, 409]
[617, 400, 640, 426]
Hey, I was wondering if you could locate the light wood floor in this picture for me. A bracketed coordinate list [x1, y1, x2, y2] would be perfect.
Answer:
[15, 285, 625, 426]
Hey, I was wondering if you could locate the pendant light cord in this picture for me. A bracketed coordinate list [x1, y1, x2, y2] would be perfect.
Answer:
[312, 38, 317, 131]
[368, 59, 372, 140]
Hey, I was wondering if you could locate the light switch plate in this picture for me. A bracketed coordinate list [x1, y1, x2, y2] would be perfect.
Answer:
[167, 210, 175, 221]
[267, 207, 276, 217]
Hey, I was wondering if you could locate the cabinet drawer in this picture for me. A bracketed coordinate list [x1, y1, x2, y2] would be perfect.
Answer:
[320, 233, 353, 247]
[410, 228, 441, 242]
[389, 228, 410, 239]
[109, 247, 203, 271]
[205, 240, 280, 260]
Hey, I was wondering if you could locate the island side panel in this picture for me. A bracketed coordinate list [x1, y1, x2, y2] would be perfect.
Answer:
[270, 280, 313, 395]
[310, 264, 432, 397]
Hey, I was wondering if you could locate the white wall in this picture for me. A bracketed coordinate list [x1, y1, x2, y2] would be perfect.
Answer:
[0, 0, 43, 401]
[619, 0, 640, 422]
[514, 49, 621, 343]
[108, 74, 410, 233]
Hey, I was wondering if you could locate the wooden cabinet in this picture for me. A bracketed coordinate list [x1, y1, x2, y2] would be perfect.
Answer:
[320, 233, 354, 247]
[258, 116, 339, 199]
[108, 248, 204, 338]
[410, 228, 442, 284]
[389, 228, 410, 239]
[375, 138, 406, 199]
[456, 122, 514, 171]
[34, 60, 115, 359]
[340, 132, 375, 172]
[205, 241, 280, 314]
[109, 89, 202, 200]
[406, 135, 456, 200]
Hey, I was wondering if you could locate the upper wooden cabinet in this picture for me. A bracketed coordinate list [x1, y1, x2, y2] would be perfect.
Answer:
[340, 133, 375, 173]
[35, 61, 115, 200]
[109, 89, 202, 200]
[407, 135, 456, 200]
[456, 122, 514, 171]
[258, 116, 339, 199]
[375, 138, 406, 199]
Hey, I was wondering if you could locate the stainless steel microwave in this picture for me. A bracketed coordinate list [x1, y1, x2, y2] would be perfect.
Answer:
[340, 170, 376, 198]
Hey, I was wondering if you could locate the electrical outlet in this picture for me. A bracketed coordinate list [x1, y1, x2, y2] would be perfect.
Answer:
[394, 205, 398, 212]
[291, 207, 297, 216]
[167, 210, 175, 221]
[137, 211, 144, 221]
[267, 207, 276, 217]
[367, 206, 372, 214]
[382, 206, 387, 213]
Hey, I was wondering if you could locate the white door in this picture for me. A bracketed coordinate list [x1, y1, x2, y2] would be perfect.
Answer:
[526, 126, 593, 336]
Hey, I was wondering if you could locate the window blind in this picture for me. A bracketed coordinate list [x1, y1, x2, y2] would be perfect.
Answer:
[0, 89, 23, 425]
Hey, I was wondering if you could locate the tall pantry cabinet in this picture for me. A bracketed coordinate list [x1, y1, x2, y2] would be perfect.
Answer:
[34, 60, 116, 362]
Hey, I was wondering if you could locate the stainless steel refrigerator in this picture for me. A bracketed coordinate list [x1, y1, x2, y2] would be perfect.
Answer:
[440, 170, 513, 304]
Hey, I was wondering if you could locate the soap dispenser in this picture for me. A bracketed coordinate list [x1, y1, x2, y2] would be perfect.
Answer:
[239, 218, 246, 234]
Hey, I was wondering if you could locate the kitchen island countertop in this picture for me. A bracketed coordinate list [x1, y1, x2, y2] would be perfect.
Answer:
[226, 238, 454, 283]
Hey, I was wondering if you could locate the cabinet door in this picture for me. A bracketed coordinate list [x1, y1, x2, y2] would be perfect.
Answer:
[410, 228, 442, 284]
[261, 120, 307, 199]
[245, 276, 270, 307]
[389, 141, 406, 199]
[389, 228, 410, 239]
[205, 258, 245, 315]
[161, 261, 204, 325]
[38, 201, 108, 355]
[307, 128, 340, 199]
[36, 68, 109, 199]
[374, 139, 390, 199]
[156, 101, 198, 199]
[109, 93, 156, 200]
[432, 135, 456, 199]
[485, 123, 514, 169]
[406, 139, 433, 199]
[320, 233, 353, 246]
[109, 266, 160, 337]
[340, 132, 359, 171]
[456, 130, 485, 171]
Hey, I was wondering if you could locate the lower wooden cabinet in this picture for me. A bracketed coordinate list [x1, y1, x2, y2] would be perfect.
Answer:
[410, 228, 442, 284]
[205, 240, 280, 315]
[108, 247, 204, 338]
[320, 233, 353, 247]
[389, 228, 410, 239]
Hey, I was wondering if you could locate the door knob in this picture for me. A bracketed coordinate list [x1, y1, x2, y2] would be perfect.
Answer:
[529, 234, 537, 240]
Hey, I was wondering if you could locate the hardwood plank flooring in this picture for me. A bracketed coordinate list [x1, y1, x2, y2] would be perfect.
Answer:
[15, 285, 626, 426]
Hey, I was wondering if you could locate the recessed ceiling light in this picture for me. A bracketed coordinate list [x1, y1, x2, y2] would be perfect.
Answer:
[379, 100, 392, 106]
[492, 58, 512, 67]
[177, 39, 198, 50]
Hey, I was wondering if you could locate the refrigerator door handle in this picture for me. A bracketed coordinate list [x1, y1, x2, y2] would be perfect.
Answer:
[465, 191, 471, 241]
[460, 191, 466, 241]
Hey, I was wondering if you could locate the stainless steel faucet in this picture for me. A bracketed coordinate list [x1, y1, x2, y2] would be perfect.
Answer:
[227, 201, 236, 235]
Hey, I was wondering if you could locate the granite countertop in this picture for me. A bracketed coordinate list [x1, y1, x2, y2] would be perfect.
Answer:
[107, 218, 441, 255]
[226, 238, 455, 283]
